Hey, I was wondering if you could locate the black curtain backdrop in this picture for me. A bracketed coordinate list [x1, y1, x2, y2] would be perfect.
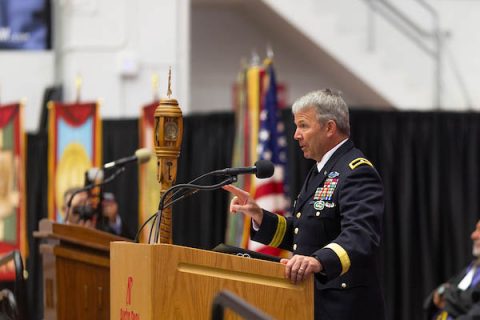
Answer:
[25, 132, 48, 320]
[173, 113, 235, 248]
[24, 109, 480, 320]
[102, 119, 140, 239]
[349, 110, 480, 320]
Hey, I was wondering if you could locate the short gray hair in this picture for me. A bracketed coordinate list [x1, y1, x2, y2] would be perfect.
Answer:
[292, 89, 350, 136]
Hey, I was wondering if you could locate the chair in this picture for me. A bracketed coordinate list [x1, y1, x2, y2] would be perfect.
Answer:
[0, 251, 26, 320]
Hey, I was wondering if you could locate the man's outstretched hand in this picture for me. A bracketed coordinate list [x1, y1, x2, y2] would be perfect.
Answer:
[223, 184, 264, 226]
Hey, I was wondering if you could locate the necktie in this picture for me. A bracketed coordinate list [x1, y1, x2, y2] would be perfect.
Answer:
[307, 166, 319, 189]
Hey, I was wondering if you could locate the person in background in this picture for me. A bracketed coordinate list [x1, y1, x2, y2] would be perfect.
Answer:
[62, 188, 129, 238]
[224, 89, 385, 320]
[424, 220, 480, 319]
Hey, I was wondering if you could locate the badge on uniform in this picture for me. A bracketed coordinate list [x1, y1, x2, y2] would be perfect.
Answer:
[314, 200, 325, 210]
[328, 171, 339, 178]
[325, 202, 335, 208]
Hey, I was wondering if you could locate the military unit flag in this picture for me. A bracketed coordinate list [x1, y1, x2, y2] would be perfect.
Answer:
[48, 101, 102, 222]
[0, 103, 27, 280]
[226, 58, 290, 256]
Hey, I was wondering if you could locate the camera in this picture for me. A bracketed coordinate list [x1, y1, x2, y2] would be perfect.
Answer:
[82, 168, 103, 221]
[72, 205, 96, 221]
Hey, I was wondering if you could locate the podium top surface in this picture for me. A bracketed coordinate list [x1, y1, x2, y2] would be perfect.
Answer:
[34, 218, 130, 252]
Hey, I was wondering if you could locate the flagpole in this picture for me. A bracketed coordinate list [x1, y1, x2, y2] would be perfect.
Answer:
[75, 74, 82, 103]
[151, 73, 159, 102]
[266, 43, 274, 61]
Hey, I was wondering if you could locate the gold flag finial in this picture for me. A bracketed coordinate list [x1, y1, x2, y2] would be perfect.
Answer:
[167, 67, 172, 99]
[75, 74, 83, 102]
[250, 49, 261, 67]
[151, 73, 159, 101]
[264, 43, 274, 66]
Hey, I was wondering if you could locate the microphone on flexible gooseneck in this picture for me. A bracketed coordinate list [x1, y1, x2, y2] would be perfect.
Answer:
[163, 160, 275, 210]
[104, 148, 151, 169]
[212, 160, 275, 179]
[143, 160, 275, 244]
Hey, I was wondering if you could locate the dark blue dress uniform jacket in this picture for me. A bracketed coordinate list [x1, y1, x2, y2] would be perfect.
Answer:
[251, 139, 385, 320]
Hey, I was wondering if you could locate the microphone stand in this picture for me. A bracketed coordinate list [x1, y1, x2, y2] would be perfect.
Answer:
[64, 167, 126, 224]
[150, 171, 221, 241]
[150, 175, 238, 244]
[135, 188, 198, 243]
[135, 169, 235, 242]
[137, 187, 197, 242]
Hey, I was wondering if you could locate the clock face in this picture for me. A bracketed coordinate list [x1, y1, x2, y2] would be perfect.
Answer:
[164, 121, 178, 141]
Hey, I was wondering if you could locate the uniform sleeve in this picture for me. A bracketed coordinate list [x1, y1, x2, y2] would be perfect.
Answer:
[312, 164, 384, 281]
[456, 301, 480, 319]
[251, 210, 294, 250]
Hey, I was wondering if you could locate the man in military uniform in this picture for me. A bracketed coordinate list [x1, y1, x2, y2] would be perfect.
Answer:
[223, 89, 385, 319]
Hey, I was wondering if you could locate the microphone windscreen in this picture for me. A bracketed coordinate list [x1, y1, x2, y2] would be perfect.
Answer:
[86, 167, 104, 182]
[255, 160, 274, 179]
[135, 148, 152, 164]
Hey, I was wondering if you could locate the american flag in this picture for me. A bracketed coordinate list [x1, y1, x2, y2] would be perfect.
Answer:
[250, 62, 290, 255]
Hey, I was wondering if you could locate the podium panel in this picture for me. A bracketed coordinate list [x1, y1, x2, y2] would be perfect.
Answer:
[35, 219, 128, 320]
[110, 242, 313, 319]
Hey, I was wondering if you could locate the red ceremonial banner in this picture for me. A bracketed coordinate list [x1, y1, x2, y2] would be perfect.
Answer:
[48, 101, 102, 222]
[0, 103, 26, 280]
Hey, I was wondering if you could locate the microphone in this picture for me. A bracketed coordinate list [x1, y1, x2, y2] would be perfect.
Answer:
[214, 160, 274, 179]
[104, 148, 151, 169]
[85, 167, 104, 184]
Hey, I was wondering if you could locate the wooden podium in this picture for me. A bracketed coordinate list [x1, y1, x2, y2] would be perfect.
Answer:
[34, 219, 129, 320]
[110, 242, 313, 319]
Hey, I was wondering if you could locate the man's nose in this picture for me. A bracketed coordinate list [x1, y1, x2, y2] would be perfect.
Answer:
[294, 129, 300, 140]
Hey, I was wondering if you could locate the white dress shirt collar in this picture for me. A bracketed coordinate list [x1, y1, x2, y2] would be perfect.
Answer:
[316, 139, 348, 174]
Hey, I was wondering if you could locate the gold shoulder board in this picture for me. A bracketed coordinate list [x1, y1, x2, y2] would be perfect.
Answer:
[349, 158, 373, 170]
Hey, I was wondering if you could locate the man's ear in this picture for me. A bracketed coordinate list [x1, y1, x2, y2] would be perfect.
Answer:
[326, 120, 337, 136]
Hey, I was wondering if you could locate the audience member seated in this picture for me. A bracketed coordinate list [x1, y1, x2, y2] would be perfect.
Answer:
[62, 188, 130, 238]
[424, 220, 480, 319]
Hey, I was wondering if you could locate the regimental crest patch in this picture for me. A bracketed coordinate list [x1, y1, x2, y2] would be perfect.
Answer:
[314, 200, 325, 210]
